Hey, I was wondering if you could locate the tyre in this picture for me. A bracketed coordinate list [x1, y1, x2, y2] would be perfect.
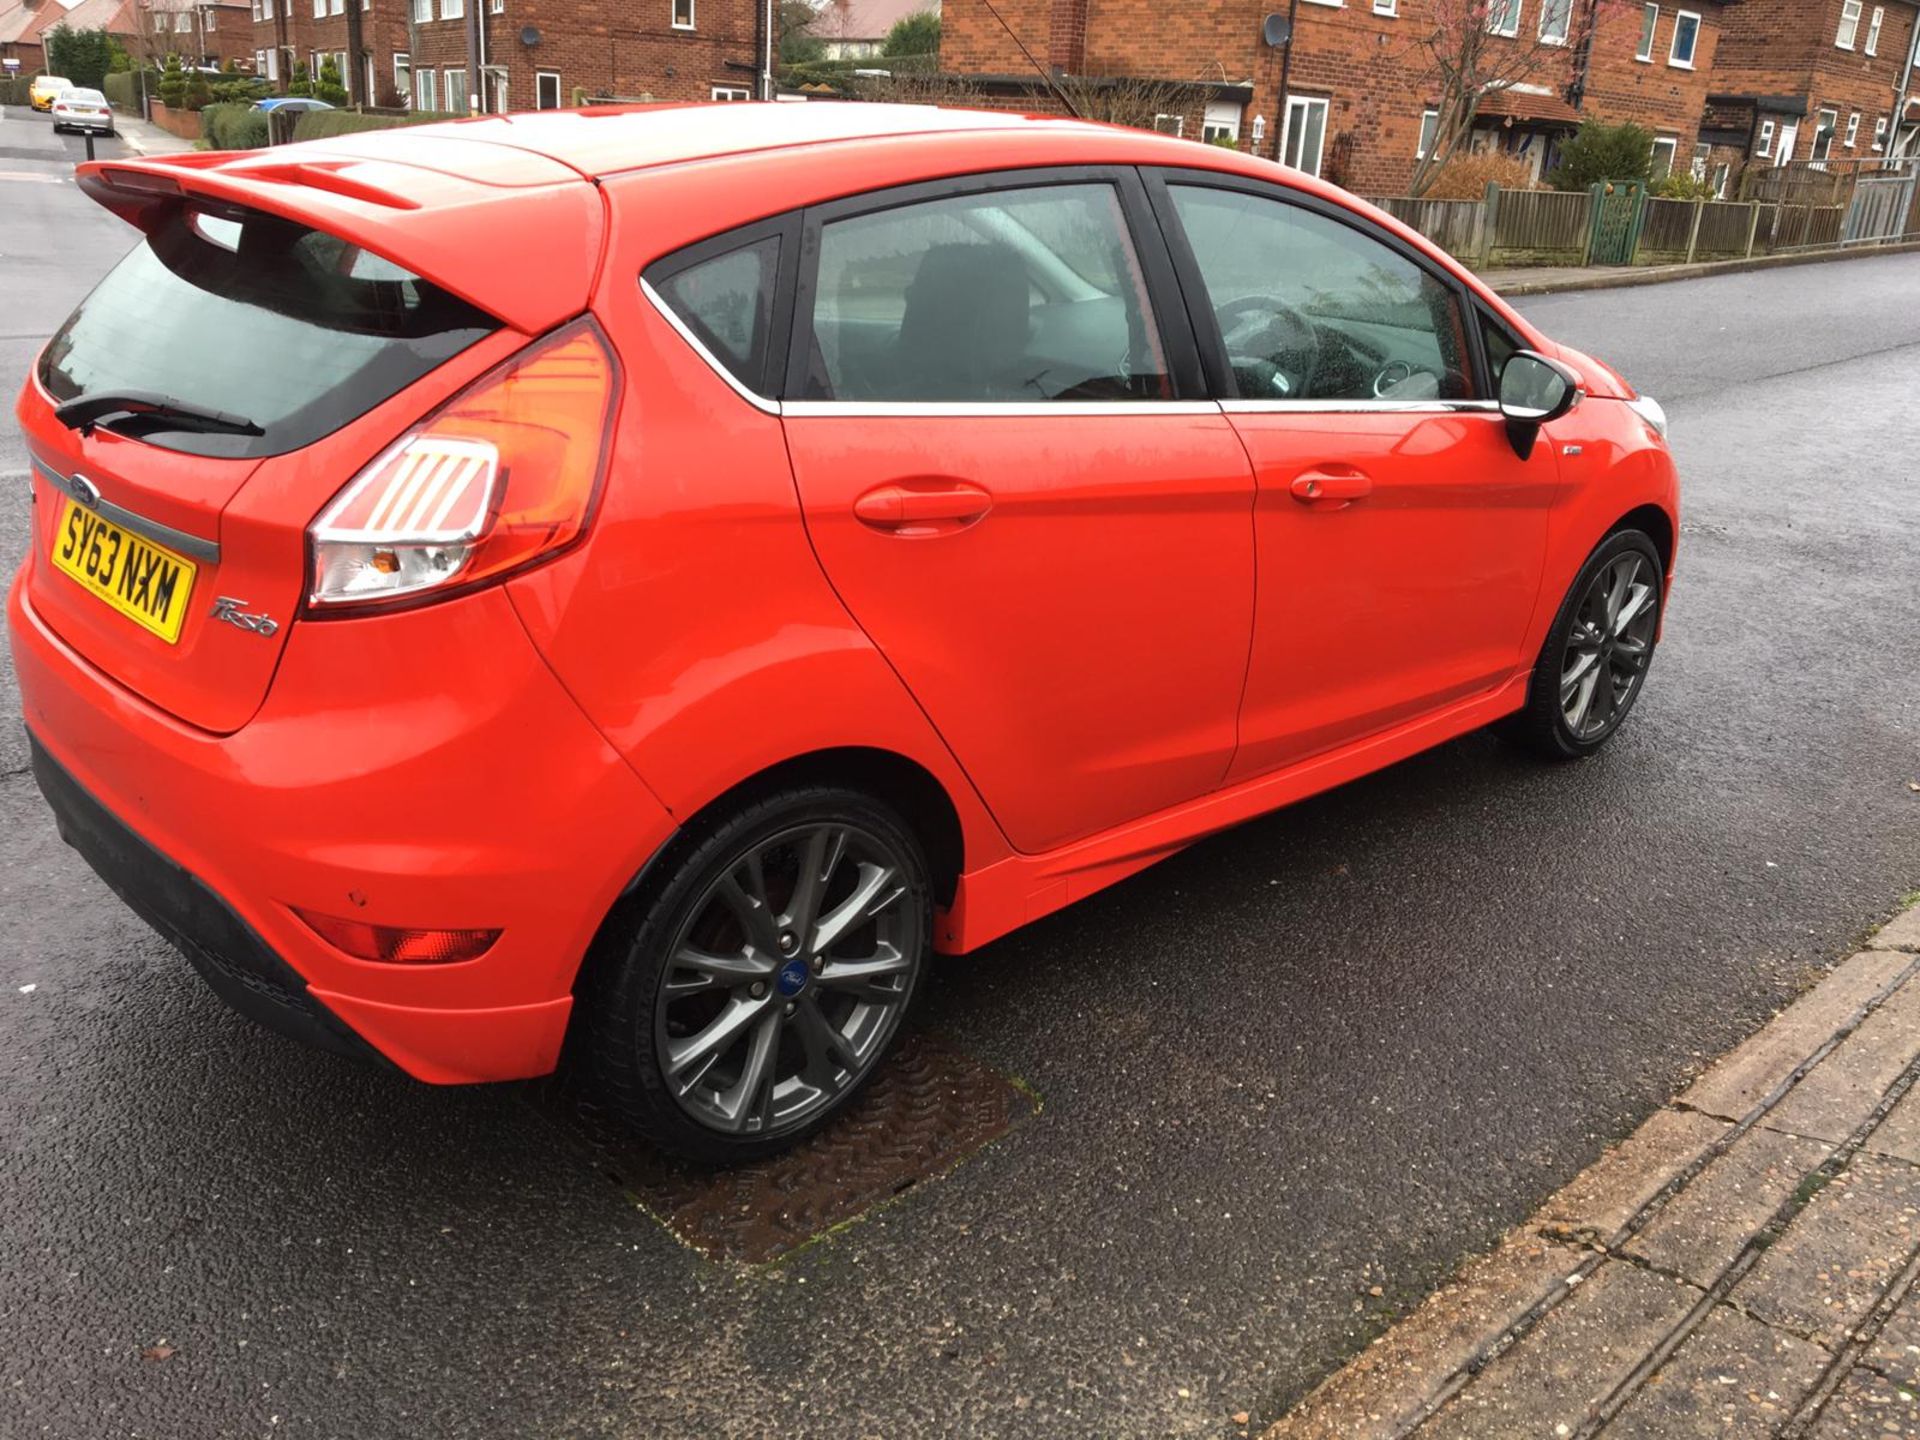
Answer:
[1500, 528, 1664, 760]
[579, 785, 932, 1164]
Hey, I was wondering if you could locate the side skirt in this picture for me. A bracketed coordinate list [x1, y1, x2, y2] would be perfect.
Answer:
[937, 674, 1530, 953]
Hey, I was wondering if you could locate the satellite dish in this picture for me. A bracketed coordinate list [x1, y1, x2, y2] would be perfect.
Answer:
[1262, 13, 1292, 46]
[520, 24, 542, 45]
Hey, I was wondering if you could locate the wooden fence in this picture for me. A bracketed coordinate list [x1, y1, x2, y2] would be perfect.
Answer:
[1365, 182, 1888, 269]
[1367, 197, 1486, 259]
[1485, 189, 1591, 265]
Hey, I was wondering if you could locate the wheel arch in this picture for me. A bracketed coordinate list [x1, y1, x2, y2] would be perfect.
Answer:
[568, 745, 968, 1017]
[1614, 501, 1675, 577]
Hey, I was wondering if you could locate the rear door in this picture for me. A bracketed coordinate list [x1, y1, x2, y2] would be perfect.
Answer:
[1146, 172, 1558, 780]
[779, 169, 1257, 854]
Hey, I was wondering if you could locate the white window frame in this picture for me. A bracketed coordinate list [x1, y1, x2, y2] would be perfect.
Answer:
[1635, 3, 1658, 59]
[441, 0, 463, 19]
[710, 84, 750, 101]
[1539, 0, 1571, 43]
[311, 0, 323, 18]
[1281, 94, 1330, 175]
[1152, 112, 1185, 136]
[1845, 110, 1860, 146]
[415, 65, 436, 110]
[1690, 140, 1710, 178]
[490, 0, 502, 13]
[411, 0, 429, 19]
[1873, 114, 1887, 149]
[1811, 106, 1837, 162]
[206, 7, 215, 28]
[1300, 0, 1343, 9]
[329, 0, 342, 14]
[1487, 0, 1522, 37]
[535, 69, 560, 109]
[1650, 135, 1678, 177]
[1201, 101, 1241, 144]
[1755, 117, 1774, 155]
[444, 67, 467, 113]
[1836, 0, 1861, 48]
[1710, 160, 1730, 196]
[1416, 107, 1439, 158]
[1864, 4, 1882, 52]
[1668, 10, 1699, 66]
[393, 51, 411, 98]
[1373, 0, 1397, 14]
[671, 0, 694, 28]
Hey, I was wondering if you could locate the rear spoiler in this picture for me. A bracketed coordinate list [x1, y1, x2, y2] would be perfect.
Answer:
[75, 142, 604, 338]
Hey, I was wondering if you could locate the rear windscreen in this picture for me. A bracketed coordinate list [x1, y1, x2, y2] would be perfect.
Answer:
[39, 207, 499, 458]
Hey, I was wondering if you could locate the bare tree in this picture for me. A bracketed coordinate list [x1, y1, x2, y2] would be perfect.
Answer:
[1052, 72, 1201, 132]
[847, 68, 982, 107]
[1405, 0, 1612, 195]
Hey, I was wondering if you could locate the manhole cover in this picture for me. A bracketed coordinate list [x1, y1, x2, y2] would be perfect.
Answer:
[527, 1030, 1035, 1263]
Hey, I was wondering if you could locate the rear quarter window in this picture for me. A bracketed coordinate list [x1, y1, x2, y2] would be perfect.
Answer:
[39, 206, 499, 458]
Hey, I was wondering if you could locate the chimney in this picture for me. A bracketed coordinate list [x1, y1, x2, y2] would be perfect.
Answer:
[1047, 0, 1086, 74]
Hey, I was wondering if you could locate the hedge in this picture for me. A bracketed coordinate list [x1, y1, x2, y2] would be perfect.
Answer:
[200, 101, 268, 151]
[102, 70, 141, 113]
[292, 107, 460, 142]
[0, 77, 31, 107]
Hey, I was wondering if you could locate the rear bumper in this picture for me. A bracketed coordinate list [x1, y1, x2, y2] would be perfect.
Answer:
[9, 565, 675, 1083]
[31, 737, 390, 1067]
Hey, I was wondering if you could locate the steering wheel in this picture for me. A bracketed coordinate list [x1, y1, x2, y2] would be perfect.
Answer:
[1214, 295, 1321, 399]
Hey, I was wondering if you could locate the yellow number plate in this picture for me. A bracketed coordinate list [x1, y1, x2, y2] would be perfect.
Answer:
[50, 498, 198, 645]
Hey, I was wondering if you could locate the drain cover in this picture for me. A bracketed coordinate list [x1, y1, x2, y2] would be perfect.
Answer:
[528, 1031, 1034, 1263]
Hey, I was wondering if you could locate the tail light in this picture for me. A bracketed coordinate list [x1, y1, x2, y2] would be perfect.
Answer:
[307, 318, 618, 611]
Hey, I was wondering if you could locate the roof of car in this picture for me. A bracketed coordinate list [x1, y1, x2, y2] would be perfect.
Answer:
[356, 102, 1132, 182]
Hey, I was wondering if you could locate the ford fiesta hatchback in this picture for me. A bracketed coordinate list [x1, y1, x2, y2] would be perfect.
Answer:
[11, 104, 1678, 1162]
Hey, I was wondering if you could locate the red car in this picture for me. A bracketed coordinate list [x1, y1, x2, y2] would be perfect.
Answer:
[10, 104, 1677, 1161]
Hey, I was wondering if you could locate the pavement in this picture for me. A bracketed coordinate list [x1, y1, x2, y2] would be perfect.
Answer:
[1266, 901, 1920, 1439]
[1480, 240, 1920, 297]
[1, 102, 1919, 1439]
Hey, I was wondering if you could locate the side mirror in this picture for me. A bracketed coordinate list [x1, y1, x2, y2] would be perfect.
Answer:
[1498, 351, 1581, 460]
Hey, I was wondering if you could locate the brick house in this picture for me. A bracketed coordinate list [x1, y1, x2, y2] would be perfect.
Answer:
[401, 0, 769, 116]
[1705, 0, 1919, 173]
[137, 0, 250, 67]
[1, 0, 142, 79]
[242, 0, 408, 102]
[942, 0, 1748, 194]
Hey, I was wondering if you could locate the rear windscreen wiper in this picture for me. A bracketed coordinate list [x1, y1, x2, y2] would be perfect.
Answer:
[53, 390, 265, 438]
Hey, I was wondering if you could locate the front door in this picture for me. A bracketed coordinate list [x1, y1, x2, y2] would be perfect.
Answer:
[781, 172, 1257, 854]
[1776, 122, 1799, 166]
[1149, 174, 1559, 781]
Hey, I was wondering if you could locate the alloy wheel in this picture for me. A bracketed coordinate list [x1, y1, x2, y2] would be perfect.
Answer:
[654, 822, 923, 1138]
[1559, 551, 1658, 742]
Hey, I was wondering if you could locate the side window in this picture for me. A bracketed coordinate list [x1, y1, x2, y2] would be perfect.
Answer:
[801, 182, 1171, 403]
[1168, 184, 1470, 403]
[1480, 310, 1520, 388]
[654, 237, 781, 396]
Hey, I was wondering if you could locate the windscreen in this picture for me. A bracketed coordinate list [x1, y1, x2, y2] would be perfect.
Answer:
[39, 206, 499, 458]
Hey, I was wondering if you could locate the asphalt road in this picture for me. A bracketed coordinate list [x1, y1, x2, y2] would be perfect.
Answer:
[3, 104, 1918, 1438]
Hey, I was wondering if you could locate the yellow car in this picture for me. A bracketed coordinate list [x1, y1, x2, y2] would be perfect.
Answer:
[29, 75, 73, 111]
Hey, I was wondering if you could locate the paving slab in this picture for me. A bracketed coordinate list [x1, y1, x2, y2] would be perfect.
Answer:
[1736, 1155, 1920, 1350]
[1866, 1088, 1920, 1166]
[1767, 981, 1920, 1145]
[1809, 1363, 1920, 1437]
[1604, 1305, 1831, 1438]
[1537, 1107, 1730, 1243]
[1418, 1262, 1698, 1440]
[1678, 951, 1913, 1121]
[1864, 1296, 1920, 1393]
[1259, 1234, 1586, 1440]
[1875, 906, 1920, 954]
[1627, 1125, 1834, 1286]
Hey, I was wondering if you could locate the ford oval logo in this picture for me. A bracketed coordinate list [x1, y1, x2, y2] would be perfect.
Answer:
[68, 472, 102, 509]
[776, 958, 809, 997]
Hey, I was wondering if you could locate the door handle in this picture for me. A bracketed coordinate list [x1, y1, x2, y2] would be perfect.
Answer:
[1289, 470, 1374, 507]
[853, 480, 993, 533]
